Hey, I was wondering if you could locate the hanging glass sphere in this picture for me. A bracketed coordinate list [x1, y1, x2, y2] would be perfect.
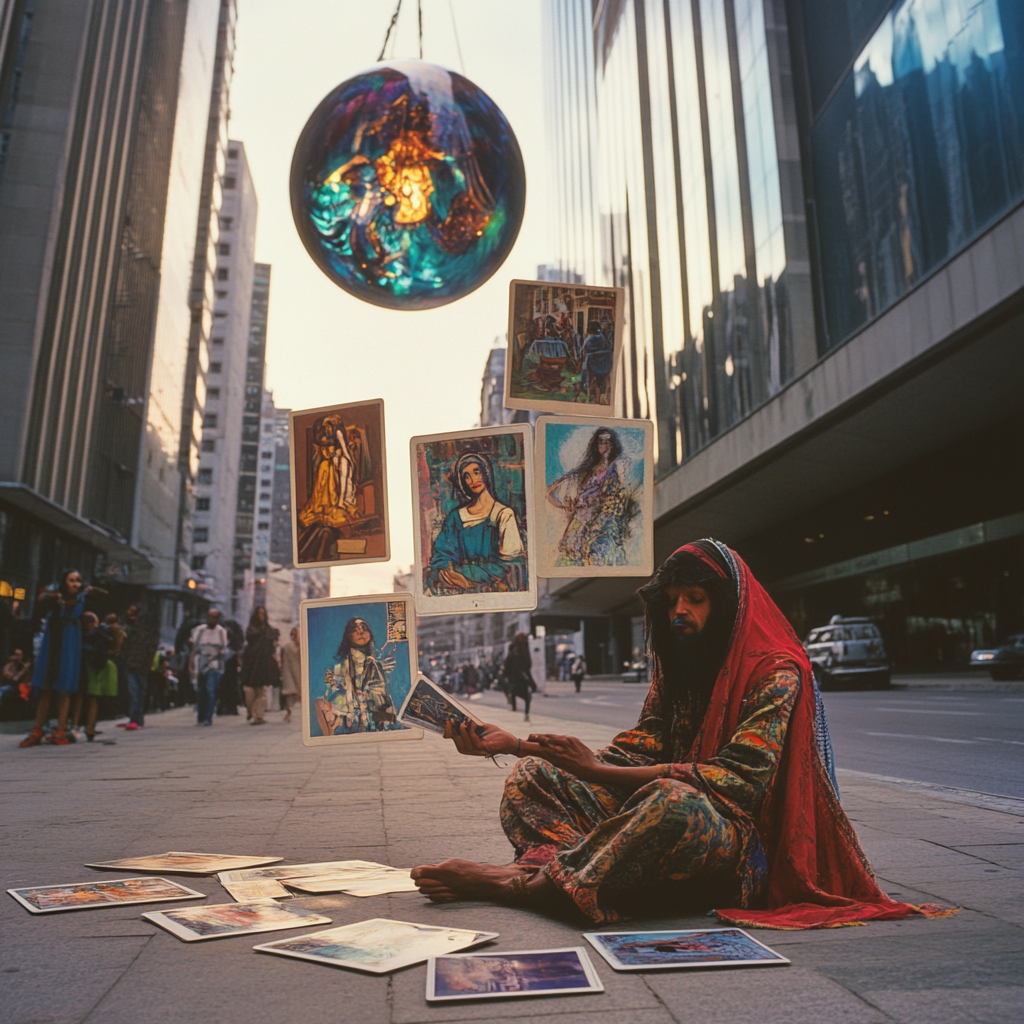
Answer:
[290, 61, 526, 310]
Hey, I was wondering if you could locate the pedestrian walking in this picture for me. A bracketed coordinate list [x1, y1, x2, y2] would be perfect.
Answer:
[570, 653, 587, 693]
[77, 612, 118, 741]
[503, 633, 537, 722]
[216, 619, 244, 715]
[19, 569, 104, 747]
[190, 609, 229, 726]
[241, 606, 278, 726]
[120, 606, 159, 729]
[280, 626, 301, 723]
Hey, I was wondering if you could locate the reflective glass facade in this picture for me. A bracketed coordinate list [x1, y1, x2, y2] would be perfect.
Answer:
[544, 0, 814, 473]
[809, 0, 1024, 348]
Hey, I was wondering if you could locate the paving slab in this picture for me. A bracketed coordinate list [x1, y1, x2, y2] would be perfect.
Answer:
[1, 700, 1021, 1024]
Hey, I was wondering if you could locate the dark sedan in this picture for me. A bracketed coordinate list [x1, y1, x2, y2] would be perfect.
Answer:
[970, 633, 1024, 680]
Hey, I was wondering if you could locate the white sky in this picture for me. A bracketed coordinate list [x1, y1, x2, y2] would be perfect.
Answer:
[229, 0, 551, 595]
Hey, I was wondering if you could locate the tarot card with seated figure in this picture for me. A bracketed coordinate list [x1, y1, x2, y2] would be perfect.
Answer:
[289, 399, 389, 569]
[8, 877, 205, 914]
[534, 415, 653, 578]
[142, 901, 331, 942]
[299, 593, 421, 747]
[505, 280, 623, 417]
[398, 675, 485, 737]
[410, 424, 536, 616]
[254, 918, 498, 974]
[85, 852, 283, 875]
[583, 928, 790, 971]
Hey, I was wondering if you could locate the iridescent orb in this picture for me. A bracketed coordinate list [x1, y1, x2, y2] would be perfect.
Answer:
[290, 61, 526, 310]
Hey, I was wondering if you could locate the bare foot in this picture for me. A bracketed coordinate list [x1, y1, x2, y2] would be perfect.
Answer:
[410, 859, 534, 903]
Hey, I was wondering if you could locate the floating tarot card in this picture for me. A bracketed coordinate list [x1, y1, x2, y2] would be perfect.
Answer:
[427, 947, 604, 1001]
[8, 877, 205, 915]
[143, 901, 331, 942]
[85, 852, 283, 875]
[583, 928, 790, 971]
[254, 918, 497, 974]
[397, 674, 485, 737]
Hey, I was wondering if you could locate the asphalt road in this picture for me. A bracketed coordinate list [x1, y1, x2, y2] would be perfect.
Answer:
[471, 679, 1024, 800]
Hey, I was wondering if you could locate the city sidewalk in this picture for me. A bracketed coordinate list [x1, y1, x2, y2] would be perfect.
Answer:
[1, 702, 1021, 1024]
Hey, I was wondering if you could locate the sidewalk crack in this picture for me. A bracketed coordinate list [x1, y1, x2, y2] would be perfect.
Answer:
[79, 933, 154, 1023]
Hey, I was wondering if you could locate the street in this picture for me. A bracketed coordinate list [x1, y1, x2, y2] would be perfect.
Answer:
[472, 679, 1024, 800]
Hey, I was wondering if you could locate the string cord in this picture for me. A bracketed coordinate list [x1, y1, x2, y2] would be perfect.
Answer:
[377, 0, 404, 62]
[447, 0, 465, 74]
[418, 0, 423, 59]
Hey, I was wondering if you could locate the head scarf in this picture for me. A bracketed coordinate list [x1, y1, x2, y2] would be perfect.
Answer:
[673, 540, 954, 929]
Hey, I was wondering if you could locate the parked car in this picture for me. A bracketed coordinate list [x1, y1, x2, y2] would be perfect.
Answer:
[804, 616, 890, 689]
[970, 634, 1024, 680]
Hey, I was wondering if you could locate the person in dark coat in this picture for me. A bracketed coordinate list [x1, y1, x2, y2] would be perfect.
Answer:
[120, 605, 160, 729]
[504, 633, 537, 722]
[241, 606, 279, 725]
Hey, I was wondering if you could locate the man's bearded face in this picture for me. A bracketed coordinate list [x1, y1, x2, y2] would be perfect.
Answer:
[666, 584, 712, 638]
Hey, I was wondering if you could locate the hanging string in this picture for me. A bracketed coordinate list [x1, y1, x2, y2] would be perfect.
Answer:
[446, 0, 465, 74]
[418, 0, 424, 59]
[377, 0, 404, 62]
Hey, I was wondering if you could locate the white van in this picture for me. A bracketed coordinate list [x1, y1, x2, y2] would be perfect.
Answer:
[804, 615, 890, 689]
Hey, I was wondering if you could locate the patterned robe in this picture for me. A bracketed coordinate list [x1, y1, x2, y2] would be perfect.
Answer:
[500, 667, 800, 923]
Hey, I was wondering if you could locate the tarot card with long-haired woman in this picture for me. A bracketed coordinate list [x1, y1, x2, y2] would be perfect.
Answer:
[299, 593, 421, 746]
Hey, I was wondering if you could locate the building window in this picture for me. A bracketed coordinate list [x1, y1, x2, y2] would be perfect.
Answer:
[257, 522, 269, 530]
[201, 439, 216, 452]
[218, 243, 230, 255]
[212, 336, 224, 346]
[196, 497, 211, 511]
[191, 555, 206, 570]
[203, 414, 218, 428]
[209, 362, 222, 374]
[217, 267, 229, 281]
[223, 175, 236, 189]
[207, 387, 220, 400]
[193, 527, 209, 543]
[198, 469, 213, 484]
[228, 147, 238, 158]
[220, 217, 233, 230]
[216, 290, 228, 299]
[811, 0, 1024, 350]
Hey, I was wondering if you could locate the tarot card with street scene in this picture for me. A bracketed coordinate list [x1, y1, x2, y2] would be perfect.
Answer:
[8, 877, 205, 914]
[427, 947, 605, 1001]
[411, 425, 536, 616]
[535, 415, 653, 578]
[142, 901, 331, 942]
[85, 852, 283, 876]
[290, 399, 389, 568]
[254, 918, 497, 974]
[300, 593, 421, 747]
[505, 280, 623, 416]
[398, 674, 485, 737]
[584, 928, 790, 971]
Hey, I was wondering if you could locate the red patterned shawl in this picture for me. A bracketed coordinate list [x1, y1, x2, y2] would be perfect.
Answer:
[676, 541, 954, 929]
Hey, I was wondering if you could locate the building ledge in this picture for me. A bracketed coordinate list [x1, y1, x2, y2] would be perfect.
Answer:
[0, 481, 154, 578]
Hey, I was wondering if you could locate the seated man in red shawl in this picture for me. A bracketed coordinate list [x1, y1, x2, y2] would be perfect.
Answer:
[412, 540, 952, 928]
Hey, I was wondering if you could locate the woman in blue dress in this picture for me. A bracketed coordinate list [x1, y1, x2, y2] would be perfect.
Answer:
[19, 569, 102, 747]
[426, 452, 525, 595]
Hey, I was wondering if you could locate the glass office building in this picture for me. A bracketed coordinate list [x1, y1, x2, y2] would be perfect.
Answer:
[543, 0, 1023, 472]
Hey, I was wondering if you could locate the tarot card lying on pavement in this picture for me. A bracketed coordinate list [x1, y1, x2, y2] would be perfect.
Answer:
[220, 879, 292, 903]
[142, 901, 331, 942]
[218, 860, 385, 885]
[283, 867, 417, 896]
[254, 918, 497, 974]
[85, 852, 283, 875]
[8, 877, 205, 914]
[398, 674, 485, 737]
[427, 947, 604, 1001]
[583, 928, 790, 970]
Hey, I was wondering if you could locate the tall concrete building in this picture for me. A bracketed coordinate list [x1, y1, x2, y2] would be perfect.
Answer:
[189, 141, 257, 605]
[230, 262, 270, 615]
[538, 0, 1024, 672]
[0, 0, 234, 638]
